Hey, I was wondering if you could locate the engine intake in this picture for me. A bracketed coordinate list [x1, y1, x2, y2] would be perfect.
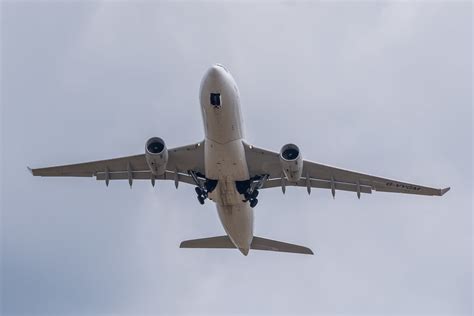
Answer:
[280, 143, 303, 182]
[145, 137, 168, 175]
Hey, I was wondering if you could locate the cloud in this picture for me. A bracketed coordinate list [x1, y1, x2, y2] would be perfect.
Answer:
[1, 1, 471, 315]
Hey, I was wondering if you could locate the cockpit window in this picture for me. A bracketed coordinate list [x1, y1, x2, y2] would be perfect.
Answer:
[210, 93, 221, 106]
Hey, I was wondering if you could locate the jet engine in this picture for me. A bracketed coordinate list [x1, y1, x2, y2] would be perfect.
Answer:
[280, 143, 303, 182]
[145, 137, 168, 175]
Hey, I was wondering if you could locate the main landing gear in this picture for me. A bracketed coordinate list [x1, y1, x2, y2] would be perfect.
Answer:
[236, 175, 268, 209]
[195, 187, 206, 205]
[189, 170, 218, 206]
[244, 190, 259, 208]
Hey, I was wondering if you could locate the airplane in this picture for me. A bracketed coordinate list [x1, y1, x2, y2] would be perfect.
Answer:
[29, 64, 450, 256]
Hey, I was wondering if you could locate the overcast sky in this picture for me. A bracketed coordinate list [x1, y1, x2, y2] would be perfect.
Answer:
[1, 1, 472, 316]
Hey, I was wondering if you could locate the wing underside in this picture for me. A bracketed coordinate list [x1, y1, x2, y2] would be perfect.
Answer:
[29, 142, 206, 187]
[243, 142, 449, 197]
[29, 140, 449, 197]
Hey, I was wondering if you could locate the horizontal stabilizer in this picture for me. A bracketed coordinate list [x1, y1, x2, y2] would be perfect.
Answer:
[180, 236, 235, 249]
[180, 235, 313, 255]
[251, 236, 314, 255]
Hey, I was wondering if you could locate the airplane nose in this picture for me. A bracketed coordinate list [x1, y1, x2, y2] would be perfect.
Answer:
[207, 64, 225, 80]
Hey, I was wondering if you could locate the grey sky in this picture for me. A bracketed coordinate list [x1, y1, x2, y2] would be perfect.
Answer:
[1, 1, 472, 316]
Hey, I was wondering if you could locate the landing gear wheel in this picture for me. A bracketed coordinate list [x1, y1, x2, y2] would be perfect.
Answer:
[197, 195, 205, 205]
[250, 190, 259, 199]
[250, 198, 258, 208]
[243, 192, 250, 202]
[195, 187, 203, 195]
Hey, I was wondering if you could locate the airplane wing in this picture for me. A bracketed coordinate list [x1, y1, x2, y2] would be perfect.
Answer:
[29, 141, 205, 187]
[243, 142, 450, 197]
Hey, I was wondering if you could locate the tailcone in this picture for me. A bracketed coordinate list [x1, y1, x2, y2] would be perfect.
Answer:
[239, 248, 249, 256]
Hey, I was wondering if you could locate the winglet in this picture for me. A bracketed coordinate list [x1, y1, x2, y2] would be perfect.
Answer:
[27, 166, 33, 175]
[440, 187, 450, 196]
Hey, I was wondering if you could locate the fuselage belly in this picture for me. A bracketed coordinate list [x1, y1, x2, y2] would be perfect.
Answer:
[200, 65, 253, 254]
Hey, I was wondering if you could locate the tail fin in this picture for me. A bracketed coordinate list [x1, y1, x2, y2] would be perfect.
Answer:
[180, 235, 313, 255]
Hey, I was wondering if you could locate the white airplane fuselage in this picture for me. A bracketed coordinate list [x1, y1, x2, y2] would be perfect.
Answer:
[199, 65, 253, 255]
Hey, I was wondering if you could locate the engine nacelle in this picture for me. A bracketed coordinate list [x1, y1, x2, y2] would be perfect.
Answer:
[145, 137, 168, 175]
[280, 143, 303, 182]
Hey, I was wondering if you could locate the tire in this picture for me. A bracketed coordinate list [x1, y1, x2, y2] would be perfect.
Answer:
[243, 193, 250, 202]
[197, 195, 205, 205]
[250, 190, 259, 199]
[250, 198, 258, 208]
[195, 187, 203, 195]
